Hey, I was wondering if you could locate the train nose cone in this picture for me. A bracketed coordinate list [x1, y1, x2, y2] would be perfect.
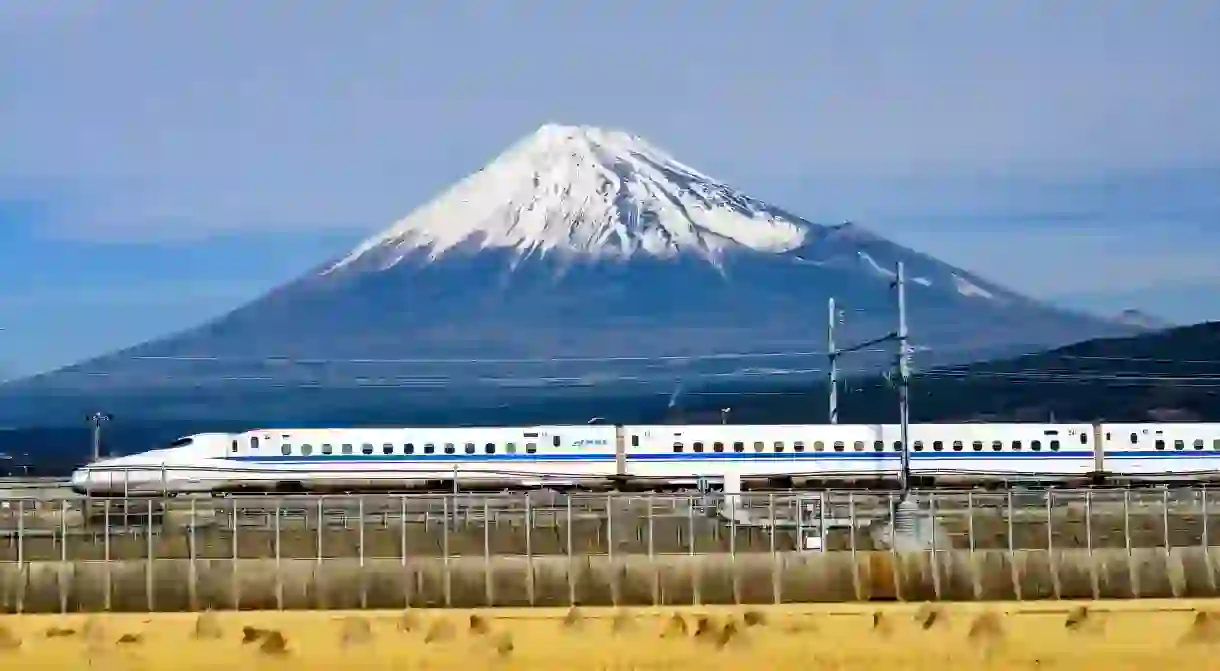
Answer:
[70, 468, 90, 494]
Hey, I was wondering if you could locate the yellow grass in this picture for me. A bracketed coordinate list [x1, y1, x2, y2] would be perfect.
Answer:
[2, 600, 1219, 669]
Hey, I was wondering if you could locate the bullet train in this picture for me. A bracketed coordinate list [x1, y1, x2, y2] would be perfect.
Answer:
[68, 422, 1220, 496]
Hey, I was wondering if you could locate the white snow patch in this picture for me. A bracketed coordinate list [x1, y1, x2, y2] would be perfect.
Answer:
[951, 273, 995, 299]
[326, 123, 811, 273]
[857, 251, 932, 286]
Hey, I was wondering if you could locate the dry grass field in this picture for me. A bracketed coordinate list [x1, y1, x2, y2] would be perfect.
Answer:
[2, 600, 1219, 669]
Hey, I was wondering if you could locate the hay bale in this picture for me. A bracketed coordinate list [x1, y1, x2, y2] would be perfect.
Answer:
[339, 616, 373, 646]
[193, 611, 222, 639]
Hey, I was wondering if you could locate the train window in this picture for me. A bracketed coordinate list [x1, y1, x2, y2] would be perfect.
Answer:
[793, 441, 804, 452]
[775, 442, 785, 453]
[485, 443, 495, 454]
[1214, 439, 1220, 451]
[1175, 440, 1186, 451]
[361, 444, 374, 455]
[832, 441, 844, 452]
[631, 435, 639, 447]
[301, 444, 313, 456]
[1050, 440, 1060, 451]
[526, 442, 538, 454]
[251, 437, 260, 450]
[281, 444, 292, 455]
[874, 440, 885, 452]
[893, 441, 902, 451]
[1081, 432, 1088, 444]
[972, 441, 983, 452]
[733, 441, 745, 452]
[465, 443, 476, 454]
[524, 432, 539, 438]
[714, 442, 725, 452]
[553, 435, 561, 447]
[1012, 441, 1021, 450]
[754, 441, 765, 452]
[1155, 440, 1166, 450]
[1130, 433, 1138, 444]
[1031, 440, 1041, 451]
[342, 444, 354, 455]
[673, 443, 684, 453]
[992, 441, 1003, 451]
[444, 443, 456, 454]
[405, 443, 414, 454]
[505, 443, 516, 454]
[1194, 439, 1205, 450]
[231, 440, 238, 453]
[322, 444, 333, 455]
[423, 444, 435, 454]
[913, 441, 923, 452]
[382, 443, 394, 455]
[953, 441, 964, 452]
[849, 441, 861, 451]
[932, 441, 943, 452]
[693, 442, 704, 452]
[813, 441, 825, 451]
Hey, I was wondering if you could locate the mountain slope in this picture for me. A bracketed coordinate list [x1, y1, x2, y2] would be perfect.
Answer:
[2, 123, 1134, 423]
[681, 321, 1220, 424]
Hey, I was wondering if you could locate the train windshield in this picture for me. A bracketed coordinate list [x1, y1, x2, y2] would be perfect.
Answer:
[168, 437, 194, 448]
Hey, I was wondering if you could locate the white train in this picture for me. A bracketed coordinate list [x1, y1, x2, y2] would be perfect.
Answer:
[69, 421, 1220, 496]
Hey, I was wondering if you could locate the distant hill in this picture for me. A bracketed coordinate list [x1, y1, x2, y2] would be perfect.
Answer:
[1114, 309, 1174, 331]
[682, 321, 1220, 423]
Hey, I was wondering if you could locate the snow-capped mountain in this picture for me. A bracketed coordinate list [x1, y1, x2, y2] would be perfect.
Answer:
[2, 123, 1137, 422]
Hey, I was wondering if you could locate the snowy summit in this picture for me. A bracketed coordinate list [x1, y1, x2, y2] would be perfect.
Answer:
[328, 123, 810, 271]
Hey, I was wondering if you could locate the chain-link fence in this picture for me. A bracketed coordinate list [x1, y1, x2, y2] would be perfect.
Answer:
[1, 488, 1216, 563]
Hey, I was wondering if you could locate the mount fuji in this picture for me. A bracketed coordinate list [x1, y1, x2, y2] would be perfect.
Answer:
[4, 123, 1134, 423]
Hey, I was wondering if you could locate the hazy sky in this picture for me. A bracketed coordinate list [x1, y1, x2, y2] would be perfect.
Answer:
[1, 2, 1218, 377]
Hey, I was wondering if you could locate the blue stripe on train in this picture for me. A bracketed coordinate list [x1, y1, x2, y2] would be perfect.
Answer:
[222, 449, 1220, 465]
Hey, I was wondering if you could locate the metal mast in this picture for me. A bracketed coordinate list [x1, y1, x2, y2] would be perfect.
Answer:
[827, 297, 838, 424]
[87, 412, 112, 462]
[894, 262, 912, 498]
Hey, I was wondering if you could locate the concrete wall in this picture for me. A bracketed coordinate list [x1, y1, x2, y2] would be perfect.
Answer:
[2, 547, 1219, 613]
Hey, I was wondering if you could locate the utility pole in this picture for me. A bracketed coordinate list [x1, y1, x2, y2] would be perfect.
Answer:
[87, 412, 112, 462]
[828, 298, 838, 424]
[825, 262, 915, 502]
[893, 262, 912, 498]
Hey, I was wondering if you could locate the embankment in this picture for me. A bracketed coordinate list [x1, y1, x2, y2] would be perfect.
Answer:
[3, 601, 1220, 669]
[3, 547, 1220, 612]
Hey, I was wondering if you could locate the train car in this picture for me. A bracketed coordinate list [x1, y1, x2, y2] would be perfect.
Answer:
[1098, 423, 1220, 481]
[621, 423, 1096, 489]
[70, 425, 621, 495]
[69, 421, 1220, 496]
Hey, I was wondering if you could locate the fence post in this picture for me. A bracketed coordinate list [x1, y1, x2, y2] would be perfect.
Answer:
[316, 498, 324, 563]
[188, 498, 197, 611]
[849, 492, 860, 600]
[358, 496, 367, 609]
[103, 499, 112, 611]
[1047, 491, 1059, 599]
[1086, 490, 1098, 599]
[59, 499, 68, 614]
[1125, 490, 1137, 598]
[400, 496, 410, 609]
[443, 496, 451, 607]
[484, 497, 493, 607]
[648, 494, 658, 606]
[770, 492, 779, 604]
[1007, 490, 1020, 600]
[1204, 488, 1216, 594]
[525, 492, 535, 606]
[607, 493, 618, 606]
[274, 498, 283, 610]
[231, 499, 239, 610]
[566, 495, 575, 606]
[730, 492, 739, 604]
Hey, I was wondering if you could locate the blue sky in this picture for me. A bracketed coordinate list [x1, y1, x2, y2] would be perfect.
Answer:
[1, 2, 1218, 378]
